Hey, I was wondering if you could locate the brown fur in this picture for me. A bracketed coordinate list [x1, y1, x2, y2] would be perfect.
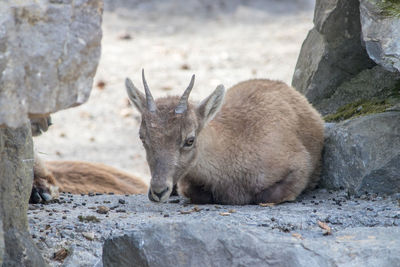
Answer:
[127, 78, 324, 205]
[45, 161, 148, 195]
[31, 154, 148, 203]
[30, 117, 148, 203]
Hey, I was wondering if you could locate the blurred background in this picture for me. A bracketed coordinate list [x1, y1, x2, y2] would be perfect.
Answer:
[34, 0, 315, 184]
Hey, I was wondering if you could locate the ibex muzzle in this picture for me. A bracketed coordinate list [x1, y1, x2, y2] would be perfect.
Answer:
[125, 70, 225, 203]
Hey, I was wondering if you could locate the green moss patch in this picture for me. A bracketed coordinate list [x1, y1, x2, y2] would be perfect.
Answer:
[324, 75, 400, 122]
[377, 0, 400, 18]
[324, 99, 391, 122]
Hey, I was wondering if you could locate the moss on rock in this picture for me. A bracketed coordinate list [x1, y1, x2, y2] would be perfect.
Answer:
[324, 80, 400, 122]
[324, 99, 391, 122]
[377, 0, 400, 17]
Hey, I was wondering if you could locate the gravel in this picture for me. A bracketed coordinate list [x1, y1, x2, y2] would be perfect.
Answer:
[28, 189, 400, 266]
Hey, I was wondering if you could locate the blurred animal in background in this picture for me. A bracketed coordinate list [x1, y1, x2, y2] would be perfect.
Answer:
[30, 116, 147, 203]
[125, 70, 324, 205]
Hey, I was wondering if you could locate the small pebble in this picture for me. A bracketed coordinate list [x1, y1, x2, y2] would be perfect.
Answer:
[82, 232, 95, 241]
[118, 199, 126, 204]
[97, 206, 110, 214]
[53, 248, 69, 262]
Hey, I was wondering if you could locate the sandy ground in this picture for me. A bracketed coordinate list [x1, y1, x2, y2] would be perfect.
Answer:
[34, 0, 315, 184]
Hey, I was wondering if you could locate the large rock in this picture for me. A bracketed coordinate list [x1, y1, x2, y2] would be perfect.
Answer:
[0, 124, 47, 266]
[0, 218, 3, 266]
[0, 0, 103, 128]
[321, 112, 400, 195]
[292, 0, 375, 115]
[360, 0, 400, 73]
[103, 221, 400, 267]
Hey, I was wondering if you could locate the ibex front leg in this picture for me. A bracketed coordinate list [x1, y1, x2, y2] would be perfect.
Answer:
[178, 177, 214, 204]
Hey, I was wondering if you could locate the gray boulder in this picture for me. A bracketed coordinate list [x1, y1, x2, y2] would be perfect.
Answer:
[292, 0, 374, 115]
[0, 0, 103, 128]
[0, 124, 47, 267]
[0, 218, 3, 266]
[103, 221, 400, 267]
[0, 0, 103, 265]
[360, 0, 400, 73]
[321, 112, 400, 195]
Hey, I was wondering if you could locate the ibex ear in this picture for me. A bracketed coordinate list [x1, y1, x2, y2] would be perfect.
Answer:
[197, 84, 225, 126]
[125, 78, 146, 113]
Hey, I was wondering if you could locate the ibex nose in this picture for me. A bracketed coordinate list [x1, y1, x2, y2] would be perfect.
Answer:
[149, 186, 170, 202]
[153, 187, 169, 199]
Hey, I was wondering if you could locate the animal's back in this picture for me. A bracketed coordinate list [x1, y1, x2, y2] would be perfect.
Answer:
[214, 79, 324, 163]
[193, 79, 324, 204]
[45, 161, 148, 195]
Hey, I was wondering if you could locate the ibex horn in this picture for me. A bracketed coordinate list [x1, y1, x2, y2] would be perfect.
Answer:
[142, 69, 157, 112]
[175, 74, 195, 114]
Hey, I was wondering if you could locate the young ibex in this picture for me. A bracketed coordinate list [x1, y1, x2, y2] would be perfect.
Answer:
[125, 70, 324, 205]
[31, 155, 148, 203]
[30, 117, 148, 203]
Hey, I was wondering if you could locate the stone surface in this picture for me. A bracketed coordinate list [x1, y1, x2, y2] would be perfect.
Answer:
[360, 0, 400, 73]
[103, 222, 400, 267]
[292, 0, 375, 115]
[0, 0, 103, 128]
[0, 218, 3, 266]
[0, 124, 47, 266]
[26, 191, 400, 266]
[321, 112, 400, 195]
[315, 65, 400, 116]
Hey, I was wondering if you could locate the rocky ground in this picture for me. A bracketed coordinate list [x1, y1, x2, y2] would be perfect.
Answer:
[28, 189, 400, 266]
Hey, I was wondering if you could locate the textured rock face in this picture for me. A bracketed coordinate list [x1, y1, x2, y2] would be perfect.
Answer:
[321, 112, 400, 195]
[0, 218, 3, 266]
[0, 124, 47, 267]
[315, 65, 400, 116]
[292, 0, 374, 115]
[360, 0, 400, 73]
[103, 221, 400, 267]
[0, 0, 103, 128]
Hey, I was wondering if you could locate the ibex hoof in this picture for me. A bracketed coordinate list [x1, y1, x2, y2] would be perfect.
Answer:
[30, 176, 59, 204]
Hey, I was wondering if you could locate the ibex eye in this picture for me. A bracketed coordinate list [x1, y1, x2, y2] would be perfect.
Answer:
[184, 137, 195, 147]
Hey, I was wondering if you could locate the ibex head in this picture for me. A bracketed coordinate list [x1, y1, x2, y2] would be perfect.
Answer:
[125, 70, 225, 202]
